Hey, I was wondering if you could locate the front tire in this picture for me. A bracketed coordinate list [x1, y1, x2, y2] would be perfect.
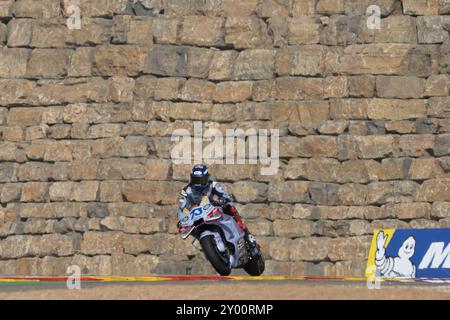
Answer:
[244, 253, 265, 276]
[200, 235, 231, 276]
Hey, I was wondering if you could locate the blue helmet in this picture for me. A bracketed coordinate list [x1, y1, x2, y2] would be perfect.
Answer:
[190, 164, 210, 192]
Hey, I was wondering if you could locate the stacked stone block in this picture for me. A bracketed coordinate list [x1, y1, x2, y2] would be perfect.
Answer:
[1, 0, 450, 276]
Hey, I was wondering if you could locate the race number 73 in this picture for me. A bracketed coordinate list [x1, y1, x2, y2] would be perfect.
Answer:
[190, 208, 203, 220]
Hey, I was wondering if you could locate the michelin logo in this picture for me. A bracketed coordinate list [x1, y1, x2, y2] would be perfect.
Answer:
[373, 230, 450, 279]
[376, 231, 416, 278]
[419, 242, 450, 269]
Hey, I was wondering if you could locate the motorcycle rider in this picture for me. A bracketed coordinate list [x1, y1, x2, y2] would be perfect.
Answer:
[178, 164, 260, 256]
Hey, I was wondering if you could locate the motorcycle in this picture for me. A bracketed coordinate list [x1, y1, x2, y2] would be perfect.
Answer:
[178, 196, 265, 276]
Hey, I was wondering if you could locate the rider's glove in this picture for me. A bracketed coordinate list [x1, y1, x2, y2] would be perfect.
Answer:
[218, 197, 230, 206]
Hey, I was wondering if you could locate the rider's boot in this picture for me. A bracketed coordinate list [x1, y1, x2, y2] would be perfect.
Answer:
[244, 228, 260, 257]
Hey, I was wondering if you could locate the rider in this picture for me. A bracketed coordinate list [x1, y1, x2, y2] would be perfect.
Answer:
[178, 164, 260, 256]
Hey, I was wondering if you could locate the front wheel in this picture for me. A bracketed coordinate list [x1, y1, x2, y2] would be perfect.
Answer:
[244, 253, 265, 276]
[200, 235, 231, 276]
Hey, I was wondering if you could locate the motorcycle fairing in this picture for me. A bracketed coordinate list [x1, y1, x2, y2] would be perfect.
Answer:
[178, 196, 248, 269]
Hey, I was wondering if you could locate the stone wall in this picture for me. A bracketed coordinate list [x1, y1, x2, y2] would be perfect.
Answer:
[1, 0, 450, 277]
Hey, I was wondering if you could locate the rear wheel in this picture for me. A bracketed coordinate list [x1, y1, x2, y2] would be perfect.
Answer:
[200, 235, 231, 276]
[244, 253, 265, 276]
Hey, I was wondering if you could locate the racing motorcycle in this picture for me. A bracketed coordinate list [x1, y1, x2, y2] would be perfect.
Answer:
[178, 196, 265, 276]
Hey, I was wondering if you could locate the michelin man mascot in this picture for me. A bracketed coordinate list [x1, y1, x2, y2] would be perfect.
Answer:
[375, 231, 416, 279]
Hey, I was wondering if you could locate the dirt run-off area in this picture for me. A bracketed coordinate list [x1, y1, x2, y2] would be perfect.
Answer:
[0, 280, 449, 300]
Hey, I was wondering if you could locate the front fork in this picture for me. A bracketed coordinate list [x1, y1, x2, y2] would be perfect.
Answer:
[199, 230, 227, 253]
[199, 230, 234, 267]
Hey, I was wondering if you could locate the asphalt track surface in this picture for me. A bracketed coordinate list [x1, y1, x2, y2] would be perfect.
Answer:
[0, 279, 449, 300]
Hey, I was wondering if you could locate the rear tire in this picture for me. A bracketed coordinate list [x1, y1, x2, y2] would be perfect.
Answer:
[244, 253, 265, 276]
[200, 235, 231, 276]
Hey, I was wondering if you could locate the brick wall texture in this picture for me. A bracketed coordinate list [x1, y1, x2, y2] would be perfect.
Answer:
[1, 0, 450, 277]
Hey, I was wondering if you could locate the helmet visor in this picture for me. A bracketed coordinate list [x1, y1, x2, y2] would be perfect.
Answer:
[191, 175, 208, 186]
